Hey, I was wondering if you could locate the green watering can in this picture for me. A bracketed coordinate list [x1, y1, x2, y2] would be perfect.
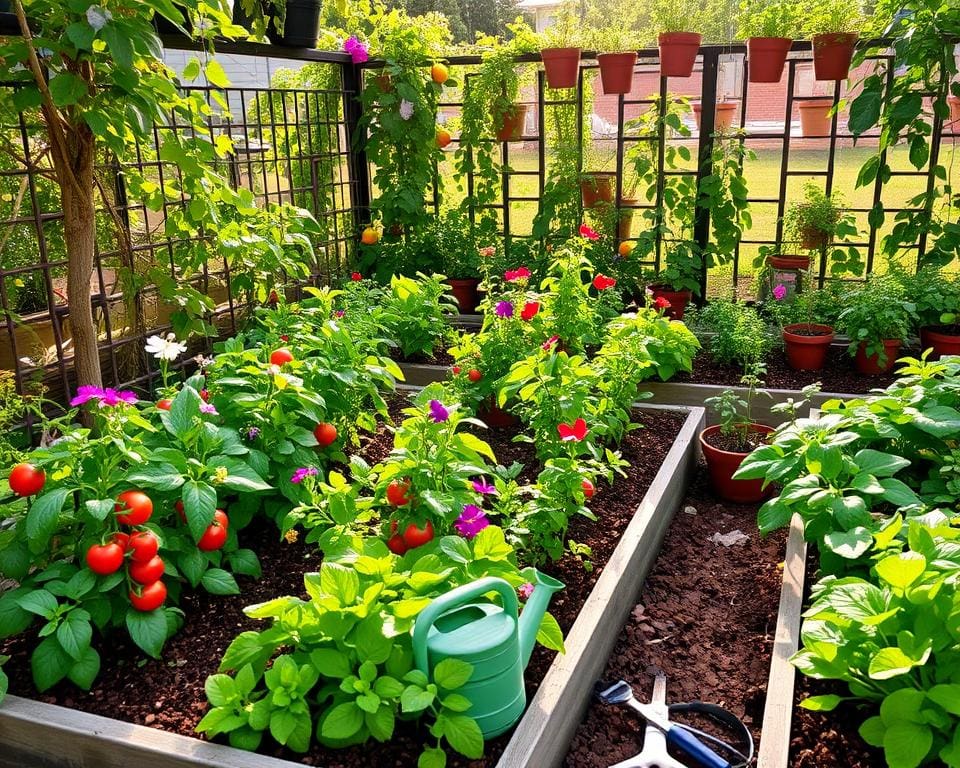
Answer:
[412, 571, 564, 739]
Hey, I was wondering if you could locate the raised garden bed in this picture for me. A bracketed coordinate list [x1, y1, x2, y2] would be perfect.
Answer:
[0, 402, 705, 768]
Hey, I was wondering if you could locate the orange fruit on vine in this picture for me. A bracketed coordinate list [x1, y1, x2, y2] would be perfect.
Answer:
[361, 227, 379, 245]
[618, 241, 635, 257]
[436, 127, 452, 148]
[431, 63, 449, 85]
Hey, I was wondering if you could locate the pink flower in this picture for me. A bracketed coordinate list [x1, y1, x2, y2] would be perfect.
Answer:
[518, 582, 534, 599]
[454, 504, 489, 539]
[773, 284, 787, 301]
[428, 399, 450, 423]
[504, 267, 531, 283]
[579, 224, 600, 240]
[495, 301, 514, 318]
[343, 36, 368, 64]
[558, 418, 588, 442]
[200, 403, 218, 416]
[542, 335, 560, 351]
[472, 478, 496, 495]
[290, 467, 319, 484]
[593, 274, 617, 290]
[70, 385, 138, 408]
[479, 246, 496, 258]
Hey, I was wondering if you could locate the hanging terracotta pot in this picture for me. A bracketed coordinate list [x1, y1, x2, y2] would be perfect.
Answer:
[798, 99, 835, 137]
[618, 198, 638, 240]
[747, 37, 792, 83]
[811, 33, 858, 81]
[597, 52, 638, 94]
[920, 326, 960, 359]
[800, 226, 831, 250]
[700, 424, 775, 503]
[580, 172, 616, 208]
[767, 254, 811, 270]
[447, 279, 481, 314]
[693, 101, 737, 131]
[541, 47, 581, 89]
[948, 95, 960, 126]
[854, 339, 902, 375]
[647, 285, 691, 320]
[495, 103, 530, 141]
[658, 32, 702, 78]
[783, 324, 834, 371]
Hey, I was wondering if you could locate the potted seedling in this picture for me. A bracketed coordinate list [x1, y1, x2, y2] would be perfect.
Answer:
[645, 241, 702, 320]
[595, 28, 640, 95]
[470, 25, 538, 141]
[766, 273, 836, 371]
[902, 266, 960, 359]
[738, 0, 801, 83]
[701, 365, 774, 503]
[782, 184, 851, 251]
[838, 276, 915, 375]
[539, 5, 582, 90]
[803, 0, 862, 81]
[652, 0, 703, 78]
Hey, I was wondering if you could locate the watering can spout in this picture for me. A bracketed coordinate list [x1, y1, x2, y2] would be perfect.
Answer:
[519, 569, 565, 668]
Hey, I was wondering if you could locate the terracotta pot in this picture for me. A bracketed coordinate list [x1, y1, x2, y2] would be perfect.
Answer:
[854, 339, 902, 375]
[767, 254, 811, 270]
[798, 99, 835, 137]
[700, 424, 775, 503]
[580, 172, 616, 208]
[495, 103, 530, 142]
[748, 37, 792, 83]
[597, 52, 638, 94]
[920, 326, 960, 359]
[477, 402, 519, 428]
[800, 226, 830, 250]
[948, 95, 960, 126]
[373, 73, 393, 92]
[648, 285, 692, 320]
[693, 101, 737, 131]
[783, 323, 835, 371]
[447, 278, 481, 314]
[658, 32, 702, 78]
[541, 47, 581, 89]
[812, 32, 858, 81]
[618, 199, 638, 240]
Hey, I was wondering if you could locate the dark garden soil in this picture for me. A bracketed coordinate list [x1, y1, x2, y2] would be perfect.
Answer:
[678, 345, 902, 394]
[701, 427, 768, 453]
[565, 471, 786, 767]
[391, 345, 455, 367]
[1, 397, 688, 768]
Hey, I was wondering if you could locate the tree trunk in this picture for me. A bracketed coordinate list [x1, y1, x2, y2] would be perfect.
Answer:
[58, 127, 102, 390]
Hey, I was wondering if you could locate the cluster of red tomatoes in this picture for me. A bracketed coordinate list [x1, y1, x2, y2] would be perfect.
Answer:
[451, 365, 482, 382]
[383, 478, 434, 555]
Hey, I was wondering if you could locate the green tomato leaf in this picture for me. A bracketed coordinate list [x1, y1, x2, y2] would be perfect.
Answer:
[201, 568, 240, 596]
[799, 694, 843, 712]
[67, 646, 100, 690]
[433, 658, 473, 691]
[442, 713, 484, 759]
[125, 607, 169, 659]
[31, 635, 72, 692]
[26, 488, 70, 547]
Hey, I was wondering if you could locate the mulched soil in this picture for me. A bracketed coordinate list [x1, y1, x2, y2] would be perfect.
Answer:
[391, 345, 455, 367]
[677, 345, 902, 394]
[2, 397, 687, 768]
[565, 471, 786, 767]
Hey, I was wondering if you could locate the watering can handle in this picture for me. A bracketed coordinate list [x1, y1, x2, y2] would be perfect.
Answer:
[413, 577, 519, 674]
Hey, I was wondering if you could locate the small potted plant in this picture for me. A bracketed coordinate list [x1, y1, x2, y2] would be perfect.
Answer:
[595, 28, 640, 95]
[782, 183, 853, 251]
[645, 241, 702, 320]
[434, 209, 485, 314]
[766, 275, 836, 371]
[701, 365, 774, 503]
[901, 267, 960, 359]
[539, 5, 582, 90]
[233, 0, 323, 48]
[837, 276, 915, 375]
[738, 0, 801, 83]
[474, 25, 538, 141]
[803, 0, 862, 81]
[652, 0, 703, 78]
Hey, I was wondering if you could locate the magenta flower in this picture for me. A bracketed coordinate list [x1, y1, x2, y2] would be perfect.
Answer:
[290, 467, 319, 484]
[504, 267, 531, 283]
[454, 504, 489, 539]
[343, 35, 368, 64]
[542, 335, 560, 351]
[472, 478, 496, 495]
[200, 402, 218, 416]
[70, 385, 138, 408]
[773, 284, 787, 301]
[518, 582, 534, 599]
[495, 301, 514, 318]
[334, 309, 346, 318]
[428, 399, 450, 423]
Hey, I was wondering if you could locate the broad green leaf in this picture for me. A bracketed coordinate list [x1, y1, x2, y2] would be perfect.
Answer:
[182, 480, 217, 543]
[205, 59, 230, 89]
[442, 713, 484, 759]
[125, 607, 169, 658]
[869, 647, 923, 680]
[799, 694, 843, 711]
[311, 648, 353, 679]
[433, 658, 472, 691]
[49, 72, 89, 106]
[16, 589, 58, 619]
[401, 685, 435, 713]
[536, 611, 566, 652]
[31, 635, 72, 691]
[201, 568, 240, 596]
[365, 704, 395, 742]
[883, 721, 933, 768]
[472, 526, 513, 561]
[126, 464, 185, 492]
[56, 612, 92, 660]
[419, 746, 446, 768]
[824, 528, 873, 560]
[853, 449, 910, 478]
[205, 674, 238, 708]
[320, 563, 359, 605]
[321, 701, 364, 739]
[928, 684, 960, 715]
[67, 646, 100, 690]
[875, 552, 926, 591]
[26, 488, 70, 546]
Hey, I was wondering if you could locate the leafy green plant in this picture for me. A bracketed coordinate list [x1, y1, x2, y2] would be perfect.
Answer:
[701, 134, 754, 267]
[379, 274, 457, 359]
[837, 277, 916, 364]
[737, 0, 802, 38]
[895, 265, 960, 332]
[699, 298, 775, 371]
[782, 184, 858, 252]
[650, 0, 704, 32]
[801, 0, 865, 35]
[704, 366, 768, 452]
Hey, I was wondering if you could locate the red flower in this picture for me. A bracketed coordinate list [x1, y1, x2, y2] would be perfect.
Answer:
[280, 334, 289, 342]
[557, 418, 589, 442]
[520, 301, 540, 321]
[504, 266, 531, 283]
[351, 272, 362, 282]
[579, 224, 600, 240]
[542, 335, 560, 351]
[654, 296, 672, 310]
[593, 274, 617, 290]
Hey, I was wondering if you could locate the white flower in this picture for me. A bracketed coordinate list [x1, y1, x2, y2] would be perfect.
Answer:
[145, 333, 187, 362]
[399, 99, 414, 120]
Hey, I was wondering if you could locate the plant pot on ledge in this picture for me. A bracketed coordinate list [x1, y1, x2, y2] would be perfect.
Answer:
[265, 0, 322, 47]
[920, 325, 960, 359]
[747, 37, 792, 83]
[693, 101, 737, 131]
[798, 99, 835, 137]
[446, 278, 481, 314]
[854, 339, 902, 375]
[658, 32, 702, 78]
[647, 285, 691, 320]
[700, 423, 774, 503]
[783, 323, 834, 371]
[596, 52, 638, 94]
[581, 172, 616, 208]
[811, 33, 858, 81]
[541, 47, 581, 89]
[495, 103, 531, 142]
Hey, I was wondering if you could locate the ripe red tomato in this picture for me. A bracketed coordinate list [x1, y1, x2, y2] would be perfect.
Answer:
[402, 520, 434, 549]
[129, 555, 165, 585]
[270, 348, 294, 366]
[157, 399, 172, 411]
[314, 422, 338, 448]
[386, 478, 413, 506]
[175, 499, 186, 523]
[129, 580, 167, 612]
[8, 463, 45, 497]
[198, 510, 229, 551]
[128, 531, 159, 563]
[199, 389, 210, 402]
[85, 542, 125, 575]
[582, 479, 596, 499]
[467, 369, 482, 382]
[387, 534, 408, 555]
[452, 365, 461, 375]
[111, 532, 130, 551]
[115, 490, 153, 526]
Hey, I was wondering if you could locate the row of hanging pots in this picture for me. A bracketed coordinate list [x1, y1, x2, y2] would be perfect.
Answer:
[747, 33, 857, 83]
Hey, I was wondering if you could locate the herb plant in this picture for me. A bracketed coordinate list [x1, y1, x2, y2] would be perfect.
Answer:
[737, 0, 802, 38]
[837, 277, 916, 364]
[699, 298, 775, 371]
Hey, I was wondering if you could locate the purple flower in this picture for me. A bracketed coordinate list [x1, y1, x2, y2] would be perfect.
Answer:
[472, 478, 496, 495]
[290, 467, 319, 484]
[343, 35, 368, 64]
[200, 403, 219, 416]
[334, 309, 345, 318]
[454, 504, 489, 539]
[244, 426, 261, 441]
[428, 399, 449, 423]
[518, 582, 534, 600]
[495, 301, 513, 318]
[399, 99, 414, 120]
[70, 385, 138, 407]
[773, 283, 787, 301]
